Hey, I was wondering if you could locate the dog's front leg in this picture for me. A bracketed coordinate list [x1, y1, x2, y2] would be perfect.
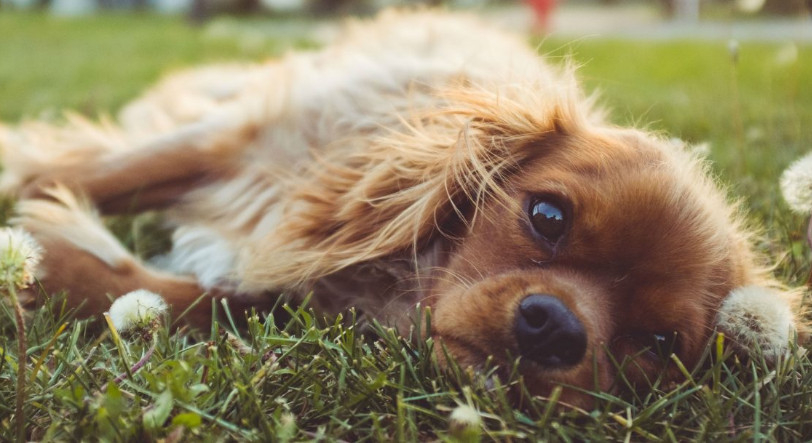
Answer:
[13, 187, 268, 329]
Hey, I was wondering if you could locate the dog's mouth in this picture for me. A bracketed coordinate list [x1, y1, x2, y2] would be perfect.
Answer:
[429, 292, 599, 405]
[434, 325, 685, 408]
[427, 270, 698, 406]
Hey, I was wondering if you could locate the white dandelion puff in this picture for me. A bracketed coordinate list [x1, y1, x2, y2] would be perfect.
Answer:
[717, 286, 795, 360]
[448, 404, 482, 442]
[0, 227, 43, 289]
[780, 152, 812, 213]
[107, 289, 168, 332]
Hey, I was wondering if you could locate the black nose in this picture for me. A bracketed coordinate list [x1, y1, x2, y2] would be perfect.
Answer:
[515, 294, 587, 367]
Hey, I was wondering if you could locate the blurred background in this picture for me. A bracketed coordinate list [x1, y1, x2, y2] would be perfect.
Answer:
[0, 0, 810, 28]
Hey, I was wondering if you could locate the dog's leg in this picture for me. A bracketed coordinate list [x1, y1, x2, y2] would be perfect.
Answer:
[5, 116, 257, 214]
[13, 187, 265, 329]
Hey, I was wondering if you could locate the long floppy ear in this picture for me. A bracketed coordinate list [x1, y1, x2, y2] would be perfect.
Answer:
[716, 285, 808, 362]
[237, 72, 593, 292]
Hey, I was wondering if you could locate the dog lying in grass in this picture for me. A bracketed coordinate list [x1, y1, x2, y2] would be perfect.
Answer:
[0, 10, 805, 406]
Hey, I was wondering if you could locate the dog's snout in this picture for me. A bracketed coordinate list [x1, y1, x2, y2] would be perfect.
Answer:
[515, 294, 587, 368]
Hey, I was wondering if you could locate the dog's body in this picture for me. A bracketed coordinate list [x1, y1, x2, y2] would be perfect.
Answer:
[1, 10, 804, 405]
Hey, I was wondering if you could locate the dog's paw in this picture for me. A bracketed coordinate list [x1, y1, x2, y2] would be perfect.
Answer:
[9, 187, 145, 313]
[716, 285, 800, 362]
[12, 186, 133, 269]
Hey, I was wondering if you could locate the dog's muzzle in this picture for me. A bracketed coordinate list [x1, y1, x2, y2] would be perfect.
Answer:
[515, 294, 587, 367]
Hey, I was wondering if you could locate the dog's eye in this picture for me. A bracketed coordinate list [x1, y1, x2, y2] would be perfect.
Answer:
[529, 199, 567, 243]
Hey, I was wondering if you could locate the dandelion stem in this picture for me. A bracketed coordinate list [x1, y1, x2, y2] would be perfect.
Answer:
[104, 313, 133, 381]
[806, 216, 812, 288]
[99, 341, 157, 392]
[112, 342, 156, 385]
[728, 40, 746, 173]
[9, 285, 27, 443]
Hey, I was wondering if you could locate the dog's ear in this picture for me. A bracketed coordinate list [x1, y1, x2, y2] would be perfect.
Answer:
[716, 285, 807, 362]
[238, 77, 594, 291]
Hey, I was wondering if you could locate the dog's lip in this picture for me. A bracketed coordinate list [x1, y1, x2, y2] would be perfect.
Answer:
[516, 354, 585, 375]
[436, 331, 585, 379]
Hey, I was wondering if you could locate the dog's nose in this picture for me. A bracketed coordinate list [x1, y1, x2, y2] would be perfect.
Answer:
[515, 294, 587, 367]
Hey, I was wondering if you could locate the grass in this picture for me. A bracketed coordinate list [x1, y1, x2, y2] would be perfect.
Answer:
[0, 13, 316, 121]
[1, 11, 812, 441]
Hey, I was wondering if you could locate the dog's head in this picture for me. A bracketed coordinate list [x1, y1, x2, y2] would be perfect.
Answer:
[242, 72, 803, 406]
[427, 126, 772, 405]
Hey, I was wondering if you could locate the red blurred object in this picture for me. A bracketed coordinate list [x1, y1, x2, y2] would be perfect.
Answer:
[525, 0, 558, 32]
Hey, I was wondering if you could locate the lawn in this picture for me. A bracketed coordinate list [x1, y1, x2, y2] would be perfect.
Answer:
[1, 11, 812, 441]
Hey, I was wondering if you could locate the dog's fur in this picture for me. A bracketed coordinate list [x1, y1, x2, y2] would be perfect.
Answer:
[1, 10, 805, 406]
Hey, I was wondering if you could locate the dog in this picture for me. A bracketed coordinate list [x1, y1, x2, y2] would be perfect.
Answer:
[0, 10, 805, 406]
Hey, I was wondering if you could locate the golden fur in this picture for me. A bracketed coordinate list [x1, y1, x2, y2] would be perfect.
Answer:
[1, 10, 805, 406]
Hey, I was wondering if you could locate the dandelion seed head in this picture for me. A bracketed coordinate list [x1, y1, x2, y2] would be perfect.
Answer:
[449, 404, 482, 440]
[279, 412, 295, 428]
[107, 289, 168, 332]
[0, 227, 43, 288]
[780, 152, 812, 213]
[717, 286, 794, 359]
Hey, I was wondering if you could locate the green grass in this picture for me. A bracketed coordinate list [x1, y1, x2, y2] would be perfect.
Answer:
[0, 13, 315, 121]
[1, 12, 812, 441]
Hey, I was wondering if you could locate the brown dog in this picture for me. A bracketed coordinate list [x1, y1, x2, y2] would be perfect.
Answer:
[0, 10, 804, 406]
